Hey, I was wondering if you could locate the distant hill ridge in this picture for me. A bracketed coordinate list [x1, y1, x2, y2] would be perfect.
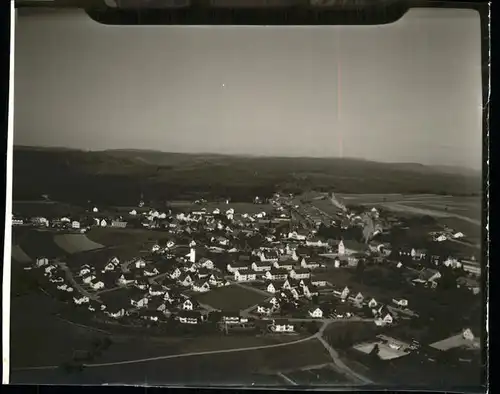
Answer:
[12, 145, 481, 202]
[13, 145, 481, 177]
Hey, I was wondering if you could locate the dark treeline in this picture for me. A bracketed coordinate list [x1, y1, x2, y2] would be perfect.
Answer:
[13, 147, 482, 204]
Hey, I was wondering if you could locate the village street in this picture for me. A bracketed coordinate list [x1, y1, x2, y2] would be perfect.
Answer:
[55, 260, 98, 301]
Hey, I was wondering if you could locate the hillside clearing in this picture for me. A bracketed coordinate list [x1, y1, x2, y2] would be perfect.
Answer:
[54, 234, 104, 254]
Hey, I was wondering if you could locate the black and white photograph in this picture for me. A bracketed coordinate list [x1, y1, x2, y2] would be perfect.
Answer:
[5, 3, 486, 390]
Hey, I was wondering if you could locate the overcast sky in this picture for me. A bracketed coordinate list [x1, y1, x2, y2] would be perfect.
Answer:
[14, 8, 482, 169]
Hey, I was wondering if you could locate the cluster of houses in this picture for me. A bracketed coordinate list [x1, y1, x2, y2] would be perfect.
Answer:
[19, 193, 481, 337]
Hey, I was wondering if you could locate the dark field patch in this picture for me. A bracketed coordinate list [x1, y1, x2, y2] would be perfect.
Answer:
[194, 285, 269, 310]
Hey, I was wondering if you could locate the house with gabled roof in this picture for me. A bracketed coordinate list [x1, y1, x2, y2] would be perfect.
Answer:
[266, 282, 277, 294]
[198, 257, 214, 270]
[273, 257, 294, 271]
[256, 302, 275, 316]
[309, 307, 323, 318]
[234, 269, 257, 282]
[368, 298, 378, 308]
[169, 267, 182, 280]
[134, 278, 150, 291]
[130, 290, 149, 308]
[226, 260, 250, 273]
[178, 273, 193, 287]
[192, 279, 210, 293]
[289, 268, 311, 280]
[144, 266, 160, 277]
[259, 249, 279, 263]
[181, 299, 194, 311]
[270, 319, 295, 333]
[252, 261, 272, 272]
[117, 272, 135, 286]
[300, 257, 320, 270]
[352, 292, 364, 305]
[264, 268, 288, 281]
[149, 284, 166, 297]
[177, 310, 202, 325]
[102, 257, 120, 273]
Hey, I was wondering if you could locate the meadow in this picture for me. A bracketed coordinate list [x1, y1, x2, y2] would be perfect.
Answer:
[54, 234, 104, 254]
[194, 285, 269, 310]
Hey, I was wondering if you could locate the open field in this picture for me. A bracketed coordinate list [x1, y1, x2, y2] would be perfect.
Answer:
[54, 234, 104, 254]
[338, 194, 481, 223]
[194, 285, 269, 310]
[85, 227, 168, 247]
[285, 365, 351, 385]
[65, 245, 151, 271]
[17, 229, 66, 259]
[11, 245, 32, 264]
[84, 339, 331, 385]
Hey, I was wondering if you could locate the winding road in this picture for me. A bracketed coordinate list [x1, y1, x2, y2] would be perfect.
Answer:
[12, 319, 374, 387]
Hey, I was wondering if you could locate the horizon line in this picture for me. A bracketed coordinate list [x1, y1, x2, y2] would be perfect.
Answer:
[13, 144, 482, 173]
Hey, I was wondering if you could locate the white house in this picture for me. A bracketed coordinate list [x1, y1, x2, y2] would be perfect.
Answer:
[178, 311, 201, 325]
[434, 234, 447, 242]
[392, 298, 409, 308]
[90, 281, 105, 290]
[149, 286, 165, 297]
[188, 248, 196, 263]
[288, 231, 307, 241]
[444, 257, 462, 269]
[273, 258, 294, 271]
[144, 266, 160, 277]
[270, 319, 295, 333]
[182, 299, 193, 310]
[106, 307, 125, 319]
[311, 279, 327, 287]
[100, 219, 108, 227]
[130, 295, 149, 308]
[117, 274, 135, 286]
[257, 303, 274, 316]
[179, 274, 193, 287]
[93, 207, 99, 213]
[266, 282, 277, 294]
[234, 270, 257, 282]
[198, 258, 214, 269]
[453, 232, 465, 239]
[300, 258, 320, 270]
[227, 261, 250, 273]
[368, 298, 378, 308]
[264, 269, 288, 281]
[352, 292, 364, 304]
[383, 313, 394, 325]
[170, 267, 182, 279]
[463, 328, 475, 341]
[129, 209, 137, 216]
[134, 259, 147, 269]
[71, 221, 81, 229]
[252, 261, 272, 272]
[36, 258, 49, 267]
[79, 266, 92, 276]
[289, 268, 311, 280]
[340, 286, 350, 300]
[73, 295, 90, 305]
[192, 280, 210, 293]
[82, 274, 96, 285]
[308, 307, 323, 318]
